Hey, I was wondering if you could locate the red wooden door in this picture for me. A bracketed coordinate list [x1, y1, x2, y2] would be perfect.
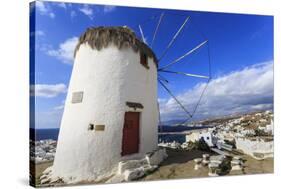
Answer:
[122, 112, 140, 156]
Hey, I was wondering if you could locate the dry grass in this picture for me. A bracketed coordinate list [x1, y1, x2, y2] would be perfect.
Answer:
[74, 26, 158, 64]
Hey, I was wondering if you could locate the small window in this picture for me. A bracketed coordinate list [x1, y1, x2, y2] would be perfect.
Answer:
[72, 91, 83, 103]
[140, 52, 149, 69]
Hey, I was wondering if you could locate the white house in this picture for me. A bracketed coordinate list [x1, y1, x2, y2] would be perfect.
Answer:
[240, 129, 255, 136]
[199, 130, 218, 147]
[265, 119, 274, 134]
[49, 26, 159, 183]
[186, 129, 217, 147]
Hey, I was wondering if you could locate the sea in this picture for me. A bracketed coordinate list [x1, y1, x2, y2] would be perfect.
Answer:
[30, 128, 60, 141]
[30, 125, 211, 144]
[158, 125, 211, 143]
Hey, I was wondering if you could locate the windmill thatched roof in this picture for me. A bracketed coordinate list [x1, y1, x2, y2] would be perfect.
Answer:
[74, 26, 158, 65]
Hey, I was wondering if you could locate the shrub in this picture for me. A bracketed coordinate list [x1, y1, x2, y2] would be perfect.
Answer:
[254, 129, 269, 137]
[189, 138, 211, 152]
[219, 157, 232, 175]
[224, 139, 236, 149]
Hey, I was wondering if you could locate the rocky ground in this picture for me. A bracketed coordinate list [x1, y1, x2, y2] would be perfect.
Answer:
[141, 148, 273, 181]
[30, 160, 53, 186]
[34, 148, 273, 187]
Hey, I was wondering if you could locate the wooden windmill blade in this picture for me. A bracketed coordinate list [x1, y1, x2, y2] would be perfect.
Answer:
[158, 40, 208, 71]
[148, 12, 212, 126]
[151, 12, 164, 48]
[159, 70, 210, 79]
[158, 16, 190, 62]
[138, 24, 146, 43]
[129, 13, 160, 44]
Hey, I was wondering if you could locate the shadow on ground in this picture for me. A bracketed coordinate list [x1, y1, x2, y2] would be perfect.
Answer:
[162, 149, 213, 165]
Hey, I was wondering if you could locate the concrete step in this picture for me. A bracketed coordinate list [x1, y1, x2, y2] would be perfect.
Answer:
[118, 158, 148, 174]
[123, 165, 158, 181]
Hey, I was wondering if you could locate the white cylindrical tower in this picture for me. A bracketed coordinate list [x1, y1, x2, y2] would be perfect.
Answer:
[51, 27, 159, 183]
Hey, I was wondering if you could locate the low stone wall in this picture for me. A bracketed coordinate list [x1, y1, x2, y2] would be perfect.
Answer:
[235, 137, 273, 160]
[107, 147, 168, 183]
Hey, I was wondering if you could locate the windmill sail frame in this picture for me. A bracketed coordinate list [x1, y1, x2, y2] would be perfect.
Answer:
[134, 12, 212, 126]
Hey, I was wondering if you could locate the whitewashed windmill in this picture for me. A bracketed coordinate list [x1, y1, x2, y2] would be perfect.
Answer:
[45, 12, 211, 184]
[49, 27, 159, 183]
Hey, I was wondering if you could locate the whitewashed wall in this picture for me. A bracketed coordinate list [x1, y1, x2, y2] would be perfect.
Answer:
[52, 43, 158, 183]
[235, 137, 273, 159]
[185, 129, 216, 147]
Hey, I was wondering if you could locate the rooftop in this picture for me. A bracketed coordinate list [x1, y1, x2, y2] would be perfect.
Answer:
[74, 26, 158, 64]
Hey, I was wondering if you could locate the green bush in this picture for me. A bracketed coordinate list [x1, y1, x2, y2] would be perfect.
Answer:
[219, 157, 232, 175]
[224, 139, 236, 149]
[254, 129, 269, 137]
[188, 138, 211, 152]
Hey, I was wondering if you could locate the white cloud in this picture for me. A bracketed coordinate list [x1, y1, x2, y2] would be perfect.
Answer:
[36, 43, 52, 53]
[49, 12, 55, 18]
[36, 1, 48, 13]
[47, 37, 78, 64]
[57, 2, 67, 9]
[31, 83, 67, 98]
[103, 5, 116, 13]
[35, 107, 64, 128]
[56, 2, 78, 19]
[34, 100, 66, 128]
[36, 1, 55, 18]
[30, 30, 45, 37]
[54, 104, 65, 110]
[159, 61, 273, 122]
[70, 10, 77, 18]
[79, 5, 94, 20]
[53, 100, 65, 110]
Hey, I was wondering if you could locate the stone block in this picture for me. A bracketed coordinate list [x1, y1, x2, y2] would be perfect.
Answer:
[124, 168, 145, 181]
[146, 148, 168, 166]
[118, 159, 147, 174]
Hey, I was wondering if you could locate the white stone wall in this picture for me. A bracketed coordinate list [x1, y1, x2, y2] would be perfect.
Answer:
[186, 132, 200, 143]
[52, 43, 158, 183]
[199, 132, 214, 147]
[185, 130, 216, 147]
[265, 119, 274, 134]
[235, 137, 273, 159]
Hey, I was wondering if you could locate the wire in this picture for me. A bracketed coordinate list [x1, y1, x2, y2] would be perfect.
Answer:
[158, 79, 192, 118]
[158, 74, 169, 83]
[207, 41, 212, 79]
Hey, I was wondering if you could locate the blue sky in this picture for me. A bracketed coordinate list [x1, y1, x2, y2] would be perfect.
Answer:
[30, 1, 273, 128]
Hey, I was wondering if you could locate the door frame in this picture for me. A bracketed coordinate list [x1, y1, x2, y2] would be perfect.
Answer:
[121, 111, 141, 156]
